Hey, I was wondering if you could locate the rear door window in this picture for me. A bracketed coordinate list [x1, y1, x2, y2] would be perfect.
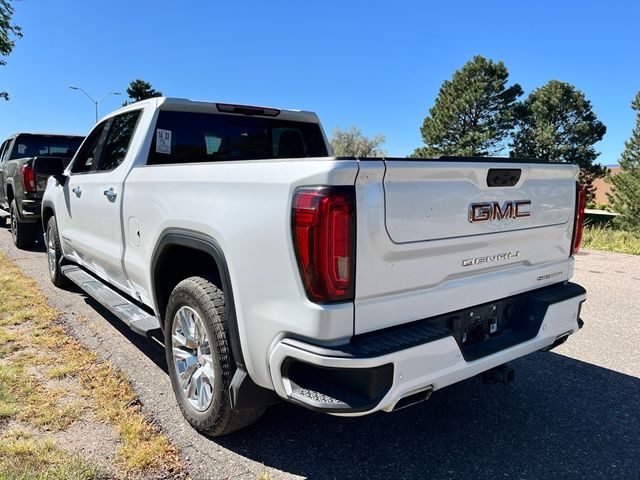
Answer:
[147, 111, 328, 165]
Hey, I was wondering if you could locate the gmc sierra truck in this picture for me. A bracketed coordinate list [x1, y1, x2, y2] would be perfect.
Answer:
[0, 133, 83, 247]
[41, 98, 587, 436]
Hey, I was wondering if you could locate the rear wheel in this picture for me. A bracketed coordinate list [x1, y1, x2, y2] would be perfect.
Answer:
[164, 276, 264, 436]
[10, 200, 36, 249]
[45, 216, 69, 287]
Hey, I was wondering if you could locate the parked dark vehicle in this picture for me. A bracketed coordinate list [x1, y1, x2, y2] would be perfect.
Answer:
[0, 133, 83, 248]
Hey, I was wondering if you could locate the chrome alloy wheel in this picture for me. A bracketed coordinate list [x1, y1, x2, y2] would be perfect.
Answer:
[171, 306, 215, 412]
[46, 229, 56, 278]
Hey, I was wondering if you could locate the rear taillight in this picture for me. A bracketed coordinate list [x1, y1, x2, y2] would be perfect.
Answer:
[292, 187, 355, 303]
[572, 184, 586, 255]
[22, 165, 36, 192]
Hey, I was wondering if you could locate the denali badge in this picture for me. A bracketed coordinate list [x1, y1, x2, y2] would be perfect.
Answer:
[462, 251, 520, 267]
[468, 200, 531, 223]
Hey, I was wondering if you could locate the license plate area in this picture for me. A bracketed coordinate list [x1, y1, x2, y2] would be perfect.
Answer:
[422, 289, 548, 361]
[447, 298, 524, 349]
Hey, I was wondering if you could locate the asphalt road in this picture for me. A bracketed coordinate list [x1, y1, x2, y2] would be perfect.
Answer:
[0, 226, 638, 480]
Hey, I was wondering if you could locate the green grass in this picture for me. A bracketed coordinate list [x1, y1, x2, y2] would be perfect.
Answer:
[581, 225, 640, 255]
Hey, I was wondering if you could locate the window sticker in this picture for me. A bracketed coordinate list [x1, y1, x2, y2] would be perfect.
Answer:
[156, 129, 172, 154]
[17, 144, 27, 155]
[204, 135, 222, 154]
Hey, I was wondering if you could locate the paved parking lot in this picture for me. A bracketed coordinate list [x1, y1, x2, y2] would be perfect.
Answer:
[0, 226, 638, 480]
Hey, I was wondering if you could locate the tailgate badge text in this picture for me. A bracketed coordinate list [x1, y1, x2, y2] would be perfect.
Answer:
[462, 251, 520, 267]
[469, 200, 531, 223]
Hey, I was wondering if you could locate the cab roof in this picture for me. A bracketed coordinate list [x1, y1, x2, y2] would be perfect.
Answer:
[106, 97, 321, 124]
[7, 132, 84, 139]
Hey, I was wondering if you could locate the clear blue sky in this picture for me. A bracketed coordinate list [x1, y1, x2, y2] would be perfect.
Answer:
[1, 0, 638, 165]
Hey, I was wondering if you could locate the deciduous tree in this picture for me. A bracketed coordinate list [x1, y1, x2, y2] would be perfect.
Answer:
[0, 0, 22, 101]
[330, 125, 386, 157]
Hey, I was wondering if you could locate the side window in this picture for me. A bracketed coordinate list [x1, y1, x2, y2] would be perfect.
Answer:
[71, 122, 108, 174]
[96, 110, 141, 172]
[1, 139, 14, 163]
[0, 140, 9, 163]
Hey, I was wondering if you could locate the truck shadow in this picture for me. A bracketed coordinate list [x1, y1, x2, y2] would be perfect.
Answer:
[78, 294, 168, 367]
[79, 301, 639, 480]
[0, 225, 47, 252]
[20, 242, 46, 253]
[222, 353, 639, 480]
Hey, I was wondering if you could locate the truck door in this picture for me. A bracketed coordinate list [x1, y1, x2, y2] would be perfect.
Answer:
[62, 110, 142, 291]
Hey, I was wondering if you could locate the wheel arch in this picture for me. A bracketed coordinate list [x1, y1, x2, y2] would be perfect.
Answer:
[5, 180, 14, 204]
[150, 229, 246, 368]
[41, 200, 55, 231]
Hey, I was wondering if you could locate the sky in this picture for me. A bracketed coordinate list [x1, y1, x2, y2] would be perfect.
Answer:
[0, 1, 638, 165]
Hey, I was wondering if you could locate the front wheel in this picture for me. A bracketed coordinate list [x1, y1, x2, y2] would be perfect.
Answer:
[164, 276, 264, 436]
[45, 216, 69, 287]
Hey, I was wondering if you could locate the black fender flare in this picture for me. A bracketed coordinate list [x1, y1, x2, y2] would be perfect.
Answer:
[4, 177, 15, 204]
[41, 200, 56, 231]
[150, 228, 246, 368]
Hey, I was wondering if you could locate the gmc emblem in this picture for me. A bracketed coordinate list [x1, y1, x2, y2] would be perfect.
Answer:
[468, 200, 531, 223]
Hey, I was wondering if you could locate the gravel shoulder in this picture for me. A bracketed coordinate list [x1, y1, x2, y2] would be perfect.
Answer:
[0, 226, 637, 480]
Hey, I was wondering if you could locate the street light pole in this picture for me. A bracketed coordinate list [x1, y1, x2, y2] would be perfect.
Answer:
[69, 86, 122, 122]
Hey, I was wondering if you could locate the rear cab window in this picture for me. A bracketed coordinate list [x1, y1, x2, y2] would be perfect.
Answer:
[147, 111, 328, 165]
[9, 134, 83, 160]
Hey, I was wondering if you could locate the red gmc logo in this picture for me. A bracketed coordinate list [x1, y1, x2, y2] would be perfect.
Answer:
[468, 200, 531, 223]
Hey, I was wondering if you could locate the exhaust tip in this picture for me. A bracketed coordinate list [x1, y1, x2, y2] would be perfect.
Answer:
[541, 332, 572, 352]
[392, 386, 433, 411]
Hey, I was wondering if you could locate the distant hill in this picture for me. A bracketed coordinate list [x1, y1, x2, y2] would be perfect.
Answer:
[593, 167, 621, 205]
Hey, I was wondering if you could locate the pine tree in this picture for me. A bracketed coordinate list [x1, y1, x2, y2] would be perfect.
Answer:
[608, 92, 640, 231]
[510, 80, 607, 200]
[412, 55, 523, 157]
[122, 79, 162, 106]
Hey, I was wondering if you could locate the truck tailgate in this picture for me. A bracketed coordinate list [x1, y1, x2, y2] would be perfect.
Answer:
[354, 159, 579, 335]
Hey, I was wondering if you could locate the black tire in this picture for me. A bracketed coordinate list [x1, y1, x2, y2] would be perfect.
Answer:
[10, 199, 36, 249]
[164, 276, 264, 436]
[0, 215, 6, 228]
[45, 216, 69, 287]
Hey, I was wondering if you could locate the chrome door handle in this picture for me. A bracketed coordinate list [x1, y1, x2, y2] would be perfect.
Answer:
[72, 186, 82, 196]
[103, 188, 117, 201]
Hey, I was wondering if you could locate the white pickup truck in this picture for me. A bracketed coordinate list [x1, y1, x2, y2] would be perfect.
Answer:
[42, 97, 587, 436]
